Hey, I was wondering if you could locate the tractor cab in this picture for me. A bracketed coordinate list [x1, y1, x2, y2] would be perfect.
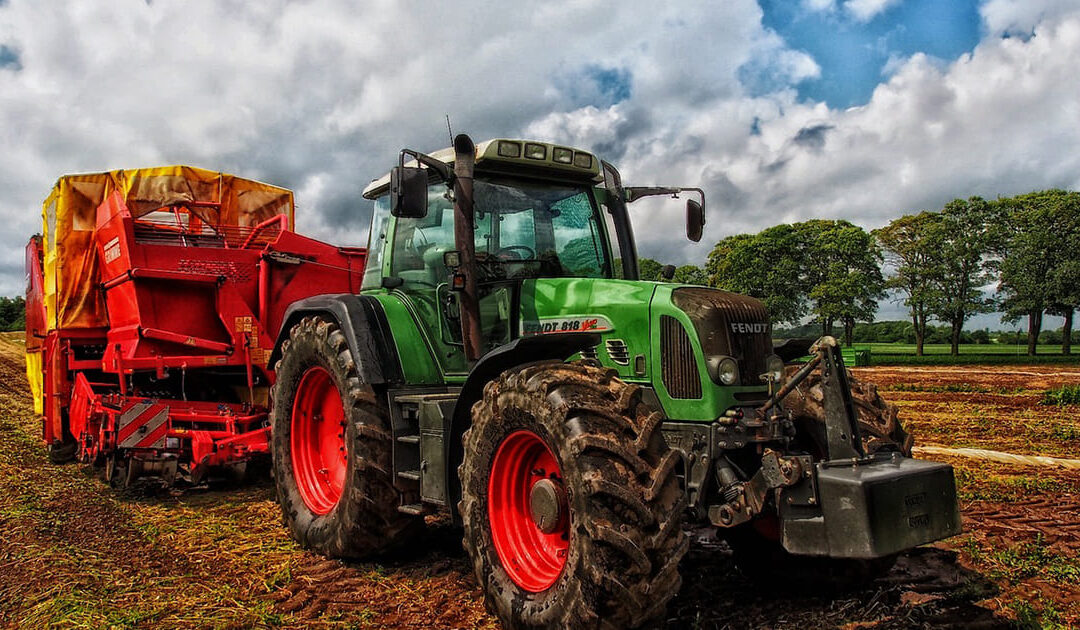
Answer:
[361, 138, 704, 377]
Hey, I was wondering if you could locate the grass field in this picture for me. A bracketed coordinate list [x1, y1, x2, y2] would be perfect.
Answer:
[2, 332, 1079, 628]
[857, 343, 1080, 365]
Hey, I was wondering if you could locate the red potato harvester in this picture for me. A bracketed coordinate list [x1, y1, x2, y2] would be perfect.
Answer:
[25, 167, 365, 485]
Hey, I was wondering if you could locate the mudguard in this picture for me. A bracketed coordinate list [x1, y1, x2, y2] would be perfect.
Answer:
[269, 294, 403, 385]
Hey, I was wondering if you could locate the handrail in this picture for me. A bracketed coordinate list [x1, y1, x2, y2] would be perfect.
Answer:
[239, 214, 289, 249]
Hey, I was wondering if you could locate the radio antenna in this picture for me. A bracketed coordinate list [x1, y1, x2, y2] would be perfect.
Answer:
[445, 115, 454, 144]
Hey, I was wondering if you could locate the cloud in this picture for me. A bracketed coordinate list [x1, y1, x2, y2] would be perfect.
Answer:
[603, 10, 1080, 267]
[791, 123, 834, 151]
[0, 0, 1078, 326]
[843, 0, 901, 23]
[802, 0, 837, 12]
[980, 0, 1080, 36]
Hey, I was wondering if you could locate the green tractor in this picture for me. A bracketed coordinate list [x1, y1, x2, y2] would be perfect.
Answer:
[268, 135, 960, 629]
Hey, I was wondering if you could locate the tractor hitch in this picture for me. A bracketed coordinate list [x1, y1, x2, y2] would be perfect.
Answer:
[707, 336, 961, 558]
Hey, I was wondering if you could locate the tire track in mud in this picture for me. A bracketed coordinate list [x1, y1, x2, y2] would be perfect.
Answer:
[963, 497, 1080, 553]
[0, 339, 211, 626]
[266, 526, 491, 629]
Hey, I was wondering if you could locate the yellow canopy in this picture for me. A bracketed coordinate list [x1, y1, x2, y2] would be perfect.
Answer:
[42, 166, 294, 330]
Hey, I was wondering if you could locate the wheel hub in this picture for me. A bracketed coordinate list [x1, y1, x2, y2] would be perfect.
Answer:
[488, 430, 570, 592]
[290, 366, 348, 515]
[529, 477, 566, 534]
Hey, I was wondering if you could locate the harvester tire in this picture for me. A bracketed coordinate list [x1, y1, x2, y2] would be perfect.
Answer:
[271, 316, 421, 559]
[47, 438, 77, 464]
[782, 365, 913, 456]
[459, 361, 687, 630]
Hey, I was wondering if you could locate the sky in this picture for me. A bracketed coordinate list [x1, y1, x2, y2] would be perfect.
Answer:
[2, 0, 1079, 330]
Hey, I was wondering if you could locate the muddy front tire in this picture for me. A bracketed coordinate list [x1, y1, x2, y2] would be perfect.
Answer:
[783, 365, 913, 456]
[459, 362, 687, 630]
[271, 316, 420, 558]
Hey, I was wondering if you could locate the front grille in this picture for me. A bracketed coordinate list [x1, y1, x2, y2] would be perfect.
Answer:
[661, 316, 702, 399]
[579, 345, 598, 361]
[605, 339, 630, 365]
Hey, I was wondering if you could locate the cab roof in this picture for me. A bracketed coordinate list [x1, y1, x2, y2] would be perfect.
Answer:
[362, 139, 604, 199]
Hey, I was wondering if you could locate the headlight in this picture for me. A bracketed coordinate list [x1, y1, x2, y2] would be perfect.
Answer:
[709, 356, 739, 386]
[765, 354, 784, 383]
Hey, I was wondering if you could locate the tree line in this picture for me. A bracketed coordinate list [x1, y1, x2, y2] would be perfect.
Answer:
[0, 296, 25, 332]
[643, 189, 1080, 356]
[776, 320, 1080, 346]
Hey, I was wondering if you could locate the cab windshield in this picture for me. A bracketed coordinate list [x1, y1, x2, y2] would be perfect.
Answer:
[390, 178, 615, 284]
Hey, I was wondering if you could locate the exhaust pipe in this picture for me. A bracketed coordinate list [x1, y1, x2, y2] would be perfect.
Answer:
[452, 134, 483, 361]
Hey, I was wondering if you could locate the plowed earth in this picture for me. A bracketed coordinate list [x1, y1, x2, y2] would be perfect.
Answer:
[0, 334, 1076, 629]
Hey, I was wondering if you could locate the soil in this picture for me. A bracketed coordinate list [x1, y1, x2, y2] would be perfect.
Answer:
[0, 335, 1076, 629]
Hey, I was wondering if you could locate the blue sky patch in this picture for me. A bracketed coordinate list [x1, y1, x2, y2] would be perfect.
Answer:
[760, 0, 980, 108]
[0, 45, 20, 71]
[562, 64, 633, 108]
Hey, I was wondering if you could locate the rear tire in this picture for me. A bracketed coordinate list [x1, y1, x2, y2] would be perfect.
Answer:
[459, 361, 687, 630]
[271, 316, 420, 558]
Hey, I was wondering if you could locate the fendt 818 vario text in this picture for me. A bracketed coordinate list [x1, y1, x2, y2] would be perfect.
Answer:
[27, 138, 960, 630]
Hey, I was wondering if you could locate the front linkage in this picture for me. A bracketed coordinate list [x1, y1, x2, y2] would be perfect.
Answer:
[700, 336, 961, 559]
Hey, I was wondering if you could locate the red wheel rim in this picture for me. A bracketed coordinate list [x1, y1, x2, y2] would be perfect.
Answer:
[488, 430, 570, 592]
[291, 366, 348, 514]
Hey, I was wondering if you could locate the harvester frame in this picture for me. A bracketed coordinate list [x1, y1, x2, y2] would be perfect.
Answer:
[26, 166, 365, 484]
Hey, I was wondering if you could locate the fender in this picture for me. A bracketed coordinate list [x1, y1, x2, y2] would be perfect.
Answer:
[447, 331, 601, 517]
[269, 294, 403, 385]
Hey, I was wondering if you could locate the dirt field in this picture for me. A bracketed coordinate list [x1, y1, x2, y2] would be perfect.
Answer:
[1, 332, 1077, 629]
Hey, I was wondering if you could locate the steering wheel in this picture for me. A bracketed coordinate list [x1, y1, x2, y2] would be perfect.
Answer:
[495, 245, 536, 261]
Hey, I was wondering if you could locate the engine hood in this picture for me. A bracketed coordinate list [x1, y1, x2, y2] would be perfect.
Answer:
[669, 287, 773, 387]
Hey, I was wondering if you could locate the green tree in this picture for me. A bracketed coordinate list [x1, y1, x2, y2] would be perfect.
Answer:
[926, 197, 996, 356]
[995, 190, 1080, 355]
[796, 220, 885, 346]
[0, 296, 25, 332]
[706, 221, 884, 341]
[873, 212, 942, 356]
[672, 265, 707, 285]
[638, 257, 664, 281]
[706, 226, 807, 326]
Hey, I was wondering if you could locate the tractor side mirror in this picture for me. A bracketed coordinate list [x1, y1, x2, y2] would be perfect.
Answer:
[661, 265, 676, 281]
[390, 166, 428, 219]
[686, 198, 704, 242]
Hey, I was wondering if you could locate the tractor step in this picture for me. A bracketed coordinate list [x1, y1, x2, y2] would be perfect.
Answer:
[397, 469, 421, 481]
[396, 434, 420, 444]
[397, 503, 425, 516]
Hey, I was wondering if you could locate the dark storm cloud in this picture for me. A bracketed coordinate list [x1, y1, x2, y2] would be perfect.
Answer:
[792, 123, 833, 151]
[590, 107, 653, 164]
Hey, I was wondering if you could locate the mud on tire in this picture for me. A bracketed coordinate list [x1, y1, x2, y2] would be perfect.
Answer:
[782, 365, 914, 456]
[459, 361, 688, 630]
[271, 316, 420, 558]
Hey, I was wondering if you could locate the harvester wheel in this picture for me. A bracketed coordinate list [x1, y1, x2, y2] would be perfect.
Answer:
[459, 361, 687, 630]
[47, 439, 77, 464]
[104, 453, 121, 487]
[271, 316, 421, 558]
[782, 365, 913, 456]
